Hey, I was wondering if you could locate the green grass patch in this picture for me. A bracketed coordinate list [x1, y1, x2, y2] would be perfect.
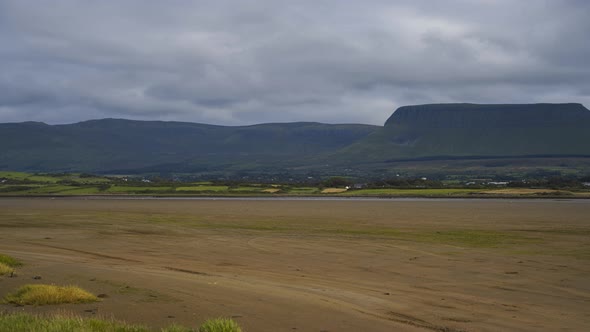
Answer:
[175, 186, 229, 192]
[175, 217, 529, 249]
[0, 172, 111, 185]
[69, 177, 111, 184]
[308, 227, 533, 248]
[58, 187, 102, 195]
[163, 325, 194, 332]
[0, 313, 243, 332]
[199, 318, 242, 332]
[315, 227, 403, 237]
[0, 313, 150, 332]
[287, 187, 320, 194]
[0, 313, 192, 332]
[0, 253, 22, 267]
[21, 185, 74, 194]
[0, 184, 41, 193]
[0, 263, 14, 276]
[0, 171, 30, 179]
[132, 213, 533, 249]
[0, 171, 60, 183]
[410, 230, 533, 248]
[228, 186, 265, 192]
[3, 284, 99, 305]
[339, 188, 482, 196]
[106, 186, 174, 193]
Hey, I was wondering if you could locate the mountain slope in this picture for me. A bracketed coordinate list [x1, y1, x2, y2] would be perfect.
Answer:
[1, 103, 589, 175]
[0, 119, 378, 172]
[332, 103, 590, 163]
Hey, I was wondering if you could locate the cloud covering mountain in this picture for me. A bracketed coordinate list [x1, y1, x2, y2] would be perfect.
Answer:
[0, 0, 588, 125]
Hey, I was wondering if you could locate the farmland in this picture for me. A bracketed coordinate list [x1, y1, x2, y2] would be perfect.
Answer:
[1, 171, 590, 198]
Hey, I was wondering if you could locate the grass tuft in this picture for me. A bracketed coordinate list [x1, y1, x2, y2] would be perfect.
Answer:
[4, 284, 99, 305]
[0, 253, 22, 267]
[0, 313, 149, 332]
[0, 262, 14, 276]
[162, 324, 194, 332]
[0, 313, 243, 332]
[199, 318, 242, 332]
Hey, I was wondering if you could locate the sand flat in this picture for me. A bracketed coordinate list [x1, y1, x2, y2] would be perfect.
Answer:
[1, 198, 589, 331]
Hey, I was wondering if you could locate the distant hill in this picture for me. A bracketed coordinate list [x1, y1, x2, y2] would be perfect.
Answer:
[1, 103, 589, 177]
[332, 103, 590, 162]
[0, 119, 377, 173]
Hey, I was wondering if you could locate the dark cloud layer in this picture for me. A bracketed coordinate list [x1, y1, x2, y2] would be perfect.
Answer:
[0, 0, 588, 125]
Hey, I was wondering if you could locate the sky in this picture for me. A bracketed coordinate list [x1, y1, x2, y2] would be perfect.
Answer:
[0, 0, 588, 126]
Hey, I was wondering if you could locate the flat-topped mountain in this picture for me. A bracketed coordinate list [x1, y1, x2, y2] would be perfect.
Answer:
[1, 103, 589, 176]
[335, 103, 590, 162]
[385, 103, 590, 128]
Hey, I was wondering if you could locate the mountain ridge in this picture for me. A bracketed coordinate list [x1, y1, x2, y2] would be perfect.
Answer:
[1, 103, 589, 176]
[385, 103, 590, 127]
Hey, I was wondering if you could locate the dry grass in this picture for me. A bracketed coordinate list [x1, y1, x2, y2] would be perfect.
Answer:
[0, 313, 244, 332]
[4, 284, 99, 305]
[0, 312, 196, 331]
[0, 253, 22, 267]
[321, 188, 348, 193]
[0, 263, 14, 276]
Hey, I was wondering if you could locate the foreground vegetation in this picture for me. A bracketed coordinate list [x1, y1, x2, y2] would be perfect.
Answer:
[0, 250, 243, 331]
[0, 263, 13, 276]
[3, 284, 98, 305]
[0, 253, 22, 268]
[0, 253, 21, 276]
[1, 171, 589, 198]
[198, 318, 242, 332]
[0, 198, 587, 330]
[0, 313, 242, 332]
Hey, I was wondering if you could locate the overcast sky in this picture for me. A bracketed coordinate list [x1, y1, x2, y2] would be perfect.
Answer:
[0, 0, 588, 126]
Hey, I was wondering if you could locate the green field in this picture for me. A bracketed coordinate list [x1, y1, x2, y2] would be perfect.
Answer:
[176, 185, 229, 192]
[339, 188, 482, 196]
[1, 171, 589, 198]
[106, 186, 174, 193]
[0, 171, 109, 184]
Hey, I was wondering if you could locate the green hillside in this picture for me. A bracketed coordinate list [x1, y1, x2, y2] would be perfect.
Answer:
[332, 103, 590, 163]
[0, 120, 377, 172]
[1, 103, 589, 177]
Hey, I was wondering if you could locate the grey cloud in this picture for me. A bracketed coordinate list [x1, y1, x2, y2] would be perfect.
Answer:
[0, 0, 588, 126]
[0, 83, 54, 106]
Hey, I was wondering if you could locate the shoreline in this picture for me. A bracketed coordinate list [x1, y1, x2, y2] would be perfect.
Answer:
[0, 193, 589, 201]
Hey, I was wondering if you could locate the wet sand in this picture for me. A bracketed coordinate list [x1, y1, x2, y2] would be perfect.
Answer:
[1, 198, 589, 331]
